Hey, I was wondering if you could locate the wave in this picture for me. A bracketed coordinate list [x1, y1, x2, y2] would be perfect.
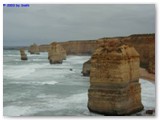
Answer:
[140, 79, 155, 108]
[3, 106, 34, 116]
[3, 63, 49, 79]
[11, 81, 58, 86]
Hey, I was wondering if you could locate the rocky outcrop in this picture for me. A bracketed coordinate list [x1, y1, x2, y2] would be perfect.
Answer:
[148, 45, 155, 74]
[60, 40, 98, 55]
[97, 34, 155, 74]
[88, 45, 144, 115]
[37, 34, 155, 74]
[39, 44, 50, 52]
[82, 59, 91, 76]
[48, 42, 66, 64]
[28, 43, 40, 54]
[20, 48, 28, 60]
[37, 40, 98, 55]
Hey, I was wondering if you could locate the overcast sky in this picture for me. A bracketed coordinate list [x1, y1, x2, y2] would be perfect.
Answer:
[3, 4, 155, 46]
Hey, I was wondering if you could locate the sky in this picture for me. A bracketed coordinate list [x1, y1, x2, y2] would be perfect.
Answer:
[3, 4, 155, 46]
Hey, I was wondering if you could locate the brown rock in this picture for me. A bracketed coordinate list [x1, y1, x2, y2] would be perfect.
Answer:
[39, 44, 50, 52]
[28, 43, 40, 54]
[97, 34, 155, 73]
[146, 110, 154, 115]
[20, 48, 28, 60]
[60, 40, 98, 55]
[88, 45, 144, 115]
[48, 42, 67, 64]
[82, 59, 91, 76]
[37, 34, 155, 74]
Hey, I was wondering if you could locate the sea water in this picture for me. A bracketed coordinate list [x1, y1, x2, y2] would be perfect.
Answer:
[3, 50, 156, 116]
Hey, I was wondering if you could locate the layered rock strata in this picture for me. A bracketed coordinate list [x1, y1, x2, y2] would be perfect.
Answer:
[33, 34, 155, 74]
[48, 42, 66, 64]
[82, 59, 91, 76]
[28, 43, 40, 54]
[88, 45, 144, 115]
[97, 34, 155, 73]
[20, 48, 28, 60]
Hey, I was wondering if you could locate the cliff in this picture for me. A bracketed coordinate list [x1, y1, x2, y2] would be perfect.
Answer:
[97, 34, 155, 73]
[81, 59, 91, 76]
[39, 44, 50, 52]
[20, 48, 28, 60]
[60, 40, 98, 55]
[48, 42, 66, 64]
[31, 33, 155, 73]
[88, 45, 143, 115]
[37, 40, 98, 55]
[28, 43, 40, 54]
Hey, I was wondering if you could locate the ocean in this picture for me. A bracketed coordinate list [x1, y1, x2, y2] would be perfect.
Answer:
[3, 50, 156, 116]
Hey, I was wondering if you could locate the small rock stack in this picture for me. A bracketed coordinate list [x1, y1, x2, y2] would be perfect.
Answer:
[88, 45, 143, 115]
[82, 59, 91, 76]
[28, 43, 40, 54]
[20, 48, 28, 60]
[48, 42, 66, 64]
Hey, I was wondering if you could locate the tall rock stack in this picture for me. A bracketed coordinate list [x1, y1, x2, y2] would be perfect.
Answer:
[58, 43, 67, 60]
[28, 43, 40, 54]
[82, 59, 91, 76]
[20, 48, 28, 60]
[88, 45, 143, 115]
[48, 42, 67, 64]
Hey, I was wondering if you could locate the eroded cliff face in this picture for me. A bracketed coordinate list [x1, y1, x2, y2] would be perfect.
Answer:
[28, 44, 40, 54]
[39, 44, 50, 52]
[32, 34, 155, 73]
[88, 45, 144, 115]
[37, 40, 98, 55]
[60, 40, 98, 55]
[97, 34, 155, 73]
[48, 42, 66, 64]
[20, 48, 28, 60]
[82, 59, 91, 76]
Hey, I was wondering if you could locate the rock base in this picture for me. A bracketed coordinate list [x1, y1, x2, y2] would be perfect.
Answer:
[88, 45, 144, 115]
[82, 59, 91, 76]
[88, 82, 144, 115]
[49, 60, 62, 64]
[21, 57, 28, 60]
[20, 48, 28, 61]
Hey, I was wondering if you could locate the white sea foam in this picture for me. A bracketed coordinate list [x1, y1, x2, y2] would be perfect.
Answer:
[3, 63, 48, 79]
[140, 79, 156, 108]
[11, 81, 58, 85]
[3, 106, 33, 116]
[4, 67, 35, 79]
[3, 53, 156, 116]
[36, 92, 89, 112]
[66, 55, 91, 64]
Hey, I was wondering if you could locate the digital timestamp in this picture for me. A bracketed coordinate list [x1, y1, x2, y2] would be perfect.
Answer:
[3, 4, 30, 8]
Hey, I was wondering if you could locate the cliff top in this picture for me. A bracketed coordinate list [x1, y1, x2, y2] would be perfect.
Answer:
[93, 45, 139, 60]
[98, 33, 155, 40]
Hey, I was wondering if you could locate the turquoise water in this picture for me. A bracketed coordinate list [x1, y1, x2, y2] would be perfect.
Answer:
[3, 50, 155, 116]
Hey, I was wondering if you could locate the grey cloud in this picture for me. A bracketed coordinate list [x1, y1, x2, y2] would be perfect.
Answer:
[3, 4, 155, 46]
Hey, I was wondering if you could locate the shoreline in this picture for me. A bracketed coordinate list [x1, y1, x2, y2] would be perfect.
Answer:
[140, 68, 155, 83]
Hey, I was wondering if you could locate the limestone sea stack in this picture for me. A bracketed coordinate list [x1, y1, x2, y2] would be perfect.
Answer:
[88, 45, 144, 115]
[28, 43, 40, 54]
[48, 42, 67, 64]
[82, 59, 91, 76]
[20, 48, 28, 60]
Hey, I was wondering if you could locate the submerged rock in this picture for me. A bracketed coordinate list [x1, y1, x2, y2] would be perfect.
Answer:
[20, 48, 28, 60]
[146, 110, 154, 115]
[82, 59, 91, 76]
[70, 68, 73, 71]
[88, 45, 144, 115]
[28, 43, 40, 54]
[48, 42, 67, 64]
